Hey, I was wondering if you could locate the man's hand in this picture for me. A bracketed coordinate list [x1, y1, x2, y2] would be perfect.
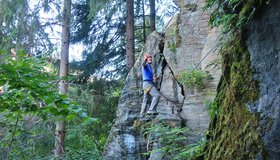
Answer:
[143, 54, 152, 66]
[144, 55, 148, 62]
[142, 55, 149, 66]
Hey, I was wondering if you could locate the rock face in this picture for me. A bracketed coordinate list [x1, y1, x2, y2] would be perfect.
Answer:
[103, 0, 280, 159]
[103, 0, 221, 159]
[246, 0, 280, 158]
[103, 33, 165, 160]
[205, 0, 280, 159]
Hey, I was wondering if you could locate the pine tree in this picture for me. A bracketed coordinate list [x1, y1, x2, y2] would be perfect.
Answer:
[149, 0, 156, 32]
[142, 0, 146, 43]
[55, 0, 71, 157]
[126, 0, 135, 70]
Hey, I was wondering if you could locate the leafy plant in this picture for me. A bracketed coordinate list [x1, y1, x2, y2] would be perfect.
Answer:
[169, 42, 177, 53]
[63, 79, 122, 159]
[141, 121, 205, 160]
[0, 51, 84, 118]
[0, 51, 88, 159]
[178, 68, 212, 89]
[204, 97, 217, 120]
[0, 116, 55, 159]
[205, 0, 270, 35]
[205, 58, 221, 70]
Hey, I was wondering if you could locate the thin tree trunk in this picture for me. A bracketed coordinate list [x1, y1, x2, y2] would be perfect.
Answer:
[142, 0, 146, 44]
[149, 0, 155, 32]
[126, 0, 135, 70]
[55, 0, 71, 157]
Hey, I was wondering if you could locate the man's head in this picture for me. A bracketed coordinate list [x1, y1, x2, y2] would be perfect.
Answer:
[144, 54, 153, 64]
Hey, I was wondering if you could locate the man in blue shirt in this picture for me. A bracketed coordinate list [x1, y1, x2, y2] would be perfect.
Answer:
[140, 54, 160, 117]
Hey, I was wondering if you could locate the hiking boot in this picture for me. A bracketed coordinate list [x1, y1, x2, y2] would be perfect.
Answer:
[147, 110, 158, 115]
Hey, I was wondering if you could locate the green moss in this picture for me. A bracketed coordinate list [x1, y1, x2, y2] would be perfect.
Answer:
[201, 2, 270, 158]
[204, 34, 267, 159]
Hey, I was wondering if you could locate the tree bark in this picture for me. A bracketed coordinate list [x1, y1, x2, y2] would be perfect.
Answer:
[149, 0, 155, 32]
[126, 0, 135, 70]
[55, 0, 71, 157]
[142, 0, 146, 44]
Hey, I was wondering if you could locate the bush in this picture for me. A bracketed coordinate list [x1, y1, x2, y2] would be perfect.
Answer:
[178, 68, 212, 89]
[141, 121, 206, 160]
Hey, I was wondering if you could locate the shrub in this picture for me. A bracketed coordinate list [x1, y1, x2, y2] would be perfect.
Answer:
[178, 68, 212, 89]
[141, 121, 206, 160]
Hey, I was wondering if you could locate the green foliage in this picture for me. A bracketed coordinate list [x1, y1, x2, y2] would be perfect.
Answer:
[168, 42, 177, 53]
[202, 1, 270, 159]
[0, 0, 53, 54]
[207, 102, 217, 121]
[69, 79, 121, 120]
[71, 0, 127, 80]
[202, 91, 216, 120]
[61, 80, 122, 159]
[178, 68, 212, 89]
[205, 58, 221, 70]
[0, 51, 82, 118]
[203, 0, 269, 127]
[88, 0, 111, 18]
[0, 116, 55, 159]
[71, 0, 178, 80]
[64, 119, 103, 160]
[205, 34, 265, 159]
[141, 121, 205, 160]
[205, 0, 270, 35]
[0, 51, 87, 159]
[0, 78, 119, 159]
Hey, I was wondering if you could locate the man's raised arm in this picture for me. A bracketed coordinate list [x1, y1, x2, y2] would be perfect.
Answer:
[142, 54, 148, 66]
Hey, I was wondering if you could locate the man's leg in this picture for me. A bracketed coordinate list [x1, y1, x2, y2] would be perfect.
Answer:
[140, 93, 149, 117]
[147, 86, 160, 113]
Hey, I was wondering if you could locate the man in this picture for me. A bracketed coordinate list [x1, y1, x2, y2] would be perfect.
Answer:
[140, 54, 160, 117]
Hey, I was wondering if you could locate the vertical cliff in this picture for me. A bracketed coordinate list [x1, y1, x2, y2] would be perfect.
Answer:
[103, 0, 221, 159]
[205, 0, 280, 159]
[246, 1, 280, 158]
[103, 0, 280, 159]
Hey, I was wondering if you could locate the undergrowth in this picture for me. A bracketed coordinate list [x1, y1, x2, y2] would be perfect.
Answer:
[141, 120, 205, 160]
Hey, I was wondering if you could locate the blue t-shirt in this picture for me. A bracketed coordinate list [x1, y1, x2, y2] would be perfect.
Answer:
[142, 64, 153, 82]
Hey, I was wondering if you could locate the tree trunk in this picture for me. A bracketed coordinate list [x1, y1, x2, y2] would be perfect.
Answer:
[149, 0, 155, 32]
[126, 0, 135, 70]
[142, 0, 146, 44]
[55, 0, 71, 157]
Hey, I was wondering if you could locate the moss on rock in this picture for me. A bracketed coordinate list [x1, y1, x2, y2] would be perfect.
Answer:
[205, 34, 267, 159]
